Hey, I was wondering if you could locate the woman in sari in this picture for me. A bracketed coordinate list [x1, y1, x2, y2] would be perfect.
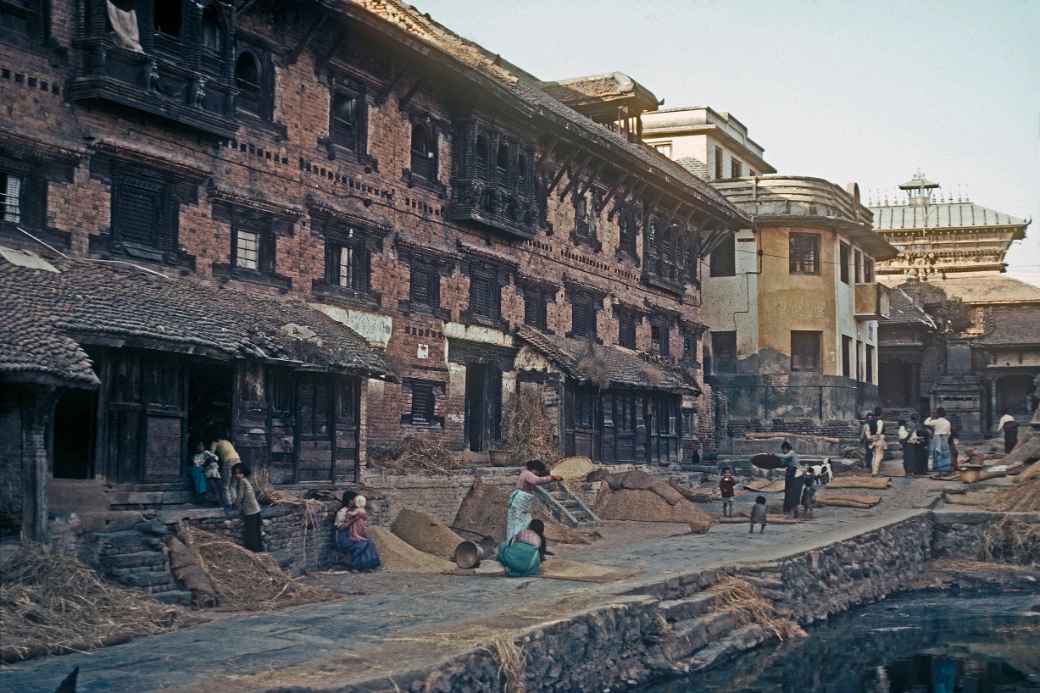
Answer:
[498, 519, 549, 577]
[335, 493, 381, 571]
[506, 459, 561, 541]
[779, 441, 803, 518]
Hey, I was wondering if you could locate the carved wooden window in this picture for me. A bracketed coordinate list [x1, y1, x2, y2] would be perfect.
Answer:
[331, 89, 364, 151]
[268, 368, 293, 415]
[712, 331, 737, 373]
[409, 381, 435, 424]
[325, 229, 370, 294]
[496, 139, 510, 178]
[710, 233, 736, 277]
[574, 388, 596, 428]
[410, 122, 437, 181]
[651, 321, 670, 357]
[409, 263, 440, 309]
[112, 167, 175, 251]
[1, 171, 23, 223]
[574, 189, 595, 240]
[154, 1, 182, 37]
[789, 233, 820, 275]
[618, 204, 639, 259]
[298, 373, 332, 438]
[617, 309, 636, 349]
[791, 330, 821, 372]
[840, 242, 850, 284]
[235, 52, 262, 116]
[523, 286, 548, 330]
[201, 4, 224, 52]
[233, 228, 259, 271]
[469, 268, 500, 320]
[570, 295, 597, 340]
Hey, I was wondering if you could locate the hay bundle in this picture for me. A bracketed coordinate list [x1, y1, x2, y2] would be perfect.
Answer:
[826, 476, 890, 490]
[370, 435, 464, 476]
[815, 493, 881, 509]
[0, 545, 186, 662]
[370, 527, 454, 573]
[594, 489, 712, 532]
[988, 478, 1040, 512]
[392, 508, 464, 560]
[708, 577, 805, 641]
[551, 456, 595, 481]
[977, 516, 1040, 563]
[502, 387, 559, 466]
[189, 529, 333, 610]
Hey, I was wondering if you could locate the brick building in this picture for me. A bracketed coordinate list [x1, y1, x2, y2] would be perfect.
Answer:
[0, 0, 745, 538]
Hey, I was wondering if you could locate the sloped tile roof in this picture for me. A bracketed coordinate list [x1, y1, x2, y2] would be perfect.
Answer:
[928, 275, 1040, 306]
[882, 287, 938, 328]
[977, 305, 1040, 347]
[514, 324, 699, 393]
[870, 201, 1028, 232]
[0, 249, 391, 386]
[676, 156, 709, 180]
[345, 0, 745, 225]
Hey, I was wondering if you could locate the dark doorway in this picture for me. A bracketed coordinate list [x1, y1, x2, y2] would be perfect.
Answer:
[188, 362, 234, 448]
[879, 359, 916, 408]
[53, 389, 98, 479]
[997, 374, 1035, 416]
[465, 364, 502, 452]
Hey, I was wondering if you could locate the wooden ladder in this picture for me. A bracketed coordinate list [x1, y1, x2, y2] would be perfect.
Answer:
[534, 482, 600, 528]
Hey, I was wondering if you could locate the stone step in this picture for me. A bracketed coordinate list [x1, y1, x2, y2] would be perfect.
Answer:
[105, 567, 174, 588]
[154, 590, 193, 606]
[685, 623, 772, 672]
[95, 529, 166, 554]
[662, 608, 742, 661]
[100, 550, 168, 570]
[658, 593, 718, 622]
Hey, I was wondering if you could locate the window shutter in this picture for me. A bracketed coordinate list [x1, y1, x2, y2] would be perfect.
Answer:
[260, 230, 276, 274]
[353, 245, 368, 291]
[410, 382, 435, 423]
[411, 266, 430, 304]
[116, 177, 163, 246]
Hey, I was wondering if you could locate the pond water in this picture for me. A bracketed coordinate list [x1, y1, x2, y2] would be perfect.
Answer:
[643, 593, 1040, 693]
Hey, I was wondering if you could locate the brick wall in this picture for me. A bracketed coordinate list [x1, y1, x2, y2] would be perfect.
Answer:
[0, 1, 717, 475]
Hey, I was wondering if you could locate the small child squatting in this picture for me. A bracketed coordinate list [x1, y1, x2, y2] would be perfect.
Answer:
[750, 495, 767, 533]
[719, 467, 736, 518]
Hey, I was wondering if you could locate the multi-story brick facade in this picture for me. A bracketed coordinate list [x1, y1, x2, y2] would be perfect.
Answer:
[0, 0, 745, 537]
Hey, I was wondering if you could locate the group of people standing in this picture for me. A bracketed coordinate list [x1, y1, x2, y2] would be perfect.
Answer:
[884, 407, 955, 476]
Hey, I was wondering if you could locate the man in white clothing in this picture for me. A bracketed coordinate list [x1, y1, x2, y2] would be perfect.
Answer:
[925, 408, 952, 472]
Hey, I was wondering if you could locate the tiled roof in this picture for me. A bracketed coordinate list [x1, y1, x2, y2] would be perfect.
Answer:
[977, 305, 1040, 347]
[0, 249, 391, 387]
[676, 156, 709, 180]
[541, 72, 658, 108]
[870, 201, 1028, 232]
[346, 0, 745, 225]
[514, 324, 699, 394]
[924, 275, 1040, 306]
[882, 287, 938, 328]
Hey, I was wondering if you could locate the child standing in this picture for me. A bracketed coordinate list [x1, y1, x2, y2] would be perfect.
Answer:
[718, 467, 736, 518]
[800, 468, 817, 518]
[229, 462, 263, 552]
[750, 495, 768, 533]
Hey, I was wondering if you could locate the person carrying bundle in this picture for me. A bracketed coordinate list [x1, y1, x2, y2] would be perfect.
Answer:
[506, 459, 561, 541]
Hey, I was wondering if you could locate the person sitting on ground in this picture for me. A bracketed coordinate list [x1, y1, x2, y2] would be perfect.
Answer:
[229, 463, 263, 552]
[210, 431, 241, 508]
[497, 519, 548, 577]
[800, 468, 817, 518]
[189, 441, 217, 503]
[779, 441, 802, 518]
[335, 494, 381, 572]
[507, 459, 561, 542]
[750, 495, 768, 534]
[925, 407, 953, 473]
[718, 466, 736, 518]
[998, 412, 1019, 454]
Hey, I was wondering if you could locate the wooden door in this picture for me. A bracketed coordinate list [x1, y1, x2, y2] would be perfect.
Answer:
[295, 373, 333, 481]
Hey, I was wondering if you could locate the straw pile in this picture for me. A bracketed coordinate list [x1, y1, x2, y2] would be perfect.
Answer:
[977, 516, 1040, 563]
[501, 387, 559, 466]
[551, 456, 595, 481]
[988, 478, 1040, 512]
[707, 577, 805, 641]
[188, 529, 334, 610]
[594, 489, 713, 532]
[744, 479, 786, 494]
[0, 545, 186, 662]
[452, 477, 600, 544]
[370, 527, 454, 573]
[815, 493, 881, 509]
[370, 435, 464, 476]
[826, 476, 890, 490]
[391, 508, 464, 560]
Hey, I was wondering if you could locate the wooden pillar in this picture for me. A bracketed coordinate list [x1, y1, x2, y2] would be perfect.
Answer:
[21, 386, 59, 543]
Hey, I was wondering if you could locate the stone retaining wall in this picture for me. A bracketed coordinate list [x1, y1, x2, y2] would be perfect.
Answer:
[931, 510, 1040, 565]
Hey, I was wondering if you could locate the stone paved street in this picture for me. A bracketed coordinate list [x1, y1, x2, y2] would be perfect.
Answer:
[0, 477, 953, 693]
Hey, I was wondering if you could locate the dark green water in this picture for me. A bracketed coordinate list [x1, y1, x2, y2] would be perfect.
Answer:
[643, 593, 1040, 692]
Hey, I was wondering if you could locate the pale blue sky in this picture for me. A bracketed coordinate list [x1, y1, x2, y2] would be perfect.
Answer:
[415, 0, 1040, 283]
